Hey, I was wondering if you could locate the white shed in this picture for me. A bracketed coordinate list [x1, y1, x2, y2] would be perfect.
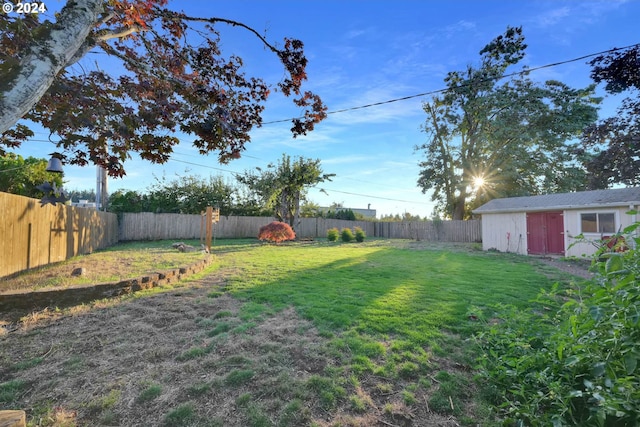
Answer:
[472, 187, 640, 257]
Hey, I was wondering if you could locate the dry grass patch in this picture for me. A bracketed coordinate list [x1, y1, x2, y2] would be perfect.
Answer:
[0, 277, 332, 426]
[0, 240, 207, 293]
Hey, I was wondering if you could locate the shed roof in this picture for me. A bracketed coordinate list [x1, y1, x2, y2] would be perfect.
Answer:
[473, 187, 640, 214]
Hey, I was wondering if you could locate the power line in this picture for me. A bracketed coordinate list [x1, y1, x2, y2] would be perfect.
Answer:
[262, 43, 640, 125]
[9, 43, 639, 209]
[169, 157, 242, 176]
[168, 158, 429, 205]
[318, 187, 431, 205]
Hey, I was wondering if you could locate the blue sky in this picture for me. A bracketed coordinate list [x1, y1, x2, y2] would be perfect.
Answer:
[12, 0, 640, 217]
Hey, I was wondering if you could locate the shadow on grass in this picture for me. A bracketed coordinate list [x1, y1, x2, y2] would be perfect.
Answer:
[220, 242, 562, 346]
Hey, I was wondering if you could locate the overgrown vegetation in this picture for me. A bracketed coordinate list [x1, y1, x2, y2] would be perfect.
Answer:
[476, 220, 639, 426]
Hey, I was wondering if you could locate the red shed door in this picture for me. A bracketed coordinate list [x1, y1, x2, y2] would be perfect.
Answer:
[527, 212, 564, 255]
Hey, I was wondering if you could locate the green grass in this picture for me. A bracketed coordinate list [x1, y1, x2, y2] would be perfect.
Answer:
[219, 241, 557, 343]
[2, 239, 582, 425]
[209, 239, 577, 422]
[163, 403, 196, 426]
[137, 383, 162, 403]
[0, 379, 26, 404]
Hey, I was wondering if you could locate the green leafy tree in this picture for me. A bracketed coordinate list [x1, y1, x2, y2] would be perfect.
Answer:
[146, 174, 234, 214]
[237, 154, 334, 231]
[582, 45, 640, 188]
[108, 174, 234, 214]
[416, 27, 600, 219]
[228, 183, 272, 217]
[69, 188, 96, 203]
[108, 189, 149, 213]
[0, 154, 63, 198]
[1, 0, 326, 177]
[326, 209, 357, 220]
[300, 200, 322, 218]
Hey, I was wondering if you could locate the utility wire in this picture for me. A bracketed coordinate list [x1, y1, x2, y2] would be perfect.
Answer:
[169, 158, 431, 205]
[5, 44, 639, 205]
[262, 43, 640, 125]
[317, 187, 432, 205]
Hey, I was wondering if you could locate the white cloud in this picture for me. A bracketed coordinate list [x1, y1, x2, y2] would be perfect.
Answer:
[532, 6, 571, 27]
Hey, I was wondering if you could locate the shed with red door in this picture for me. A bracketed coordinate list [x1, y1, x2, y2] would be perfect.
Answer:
[472, 188, 640, 257]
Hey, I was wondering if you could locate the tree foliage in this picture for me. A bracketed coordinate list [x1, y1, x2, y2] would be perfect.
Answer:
[416, 27, 600, 219]
[237, 154, 334, 230]
[0, 153, 63, 198]
[325, 209, 357, 220]
[108, 173, 234, 214]
[0, 0, 326, 177]
[69, 188, 97, 203]
[582, 45, 640, 188]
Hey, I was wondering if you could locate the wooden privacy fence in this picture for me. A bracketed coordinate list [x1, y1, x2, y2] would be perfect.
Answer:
[119, 214, 376, 240]
[1, 192, 118, 278]
[373, 219, 482, 241]
[119, 213, 480, 243]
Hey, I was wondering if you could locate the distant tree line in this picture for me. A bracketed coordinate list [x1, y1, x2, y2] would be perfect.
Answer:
[0, 154, 63, 198]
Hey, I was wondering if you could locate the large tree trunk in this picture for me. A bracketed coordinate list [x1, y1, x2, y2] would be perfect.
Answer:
[452, 193, 466, 220]
[0, 0, 103, 133]
[292, 191, 301, 236]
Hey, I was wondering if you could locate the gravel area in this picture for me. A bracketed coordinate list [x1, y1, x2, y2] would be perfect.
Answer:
[534, 256, 594, 280]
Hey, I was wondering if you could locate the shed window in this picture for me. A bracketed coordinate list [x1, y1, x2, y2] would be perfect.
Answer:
[580, 213, 615, 233]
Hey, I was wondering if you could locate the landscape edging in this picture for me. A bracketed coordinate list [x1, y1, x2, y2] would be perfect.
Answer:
[0, 256, 213, 315]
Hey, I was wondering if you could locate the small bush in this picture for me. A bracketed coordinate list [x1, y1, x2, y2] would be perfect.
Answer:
[341, 228, 354, 242]
[354, 226, 366, 242]
[327, 227, 339, 242]
[258, 221, 295, 243]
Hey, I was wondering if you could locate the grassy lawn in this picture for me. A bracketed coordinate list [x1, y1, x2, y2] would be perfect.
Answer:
[0, 239, 582, 426]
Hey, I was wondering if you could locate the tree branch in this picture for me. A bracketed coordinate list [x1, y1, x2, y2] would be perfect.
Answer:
[0, 0, 105, 134]
[155, 9, 280, 55]
[96, 24, 145, 41]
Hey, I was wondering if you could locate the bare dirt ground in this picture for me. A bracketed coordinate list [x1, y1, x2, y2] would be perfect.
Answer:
[532, 256, 593, 280]
[1, 271, 462, 427]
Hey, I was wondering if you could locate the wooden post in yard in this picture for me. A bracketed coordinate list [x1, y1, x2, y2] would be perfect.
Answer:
[205, 206, 213, 252]
[0, 410, 26, 427]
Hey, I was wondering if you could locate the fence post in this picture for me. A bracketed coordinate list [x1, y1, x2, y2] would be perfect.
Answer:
[205, 207, 213, 251]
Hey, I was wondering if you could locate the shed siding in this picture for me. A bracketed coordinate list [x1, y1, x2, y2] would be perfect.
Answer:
[564, 206, 639, 257]
[481, 212, 527, 255]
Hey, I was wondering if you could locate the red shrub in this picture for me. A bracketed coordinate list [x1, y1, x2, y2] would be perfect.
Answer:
[258, 221, 296, 243]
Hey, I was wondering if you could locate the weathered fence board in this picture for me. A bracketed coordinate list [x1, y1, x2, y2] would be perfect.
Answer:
[1, 193, 480, 278]
[1, 192, 118, 278]
[119, 213, 480, 243]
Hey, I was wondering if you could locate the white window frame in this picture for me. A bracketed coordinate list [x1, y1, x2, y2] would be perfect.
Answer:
[579, 211, 617, 235]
